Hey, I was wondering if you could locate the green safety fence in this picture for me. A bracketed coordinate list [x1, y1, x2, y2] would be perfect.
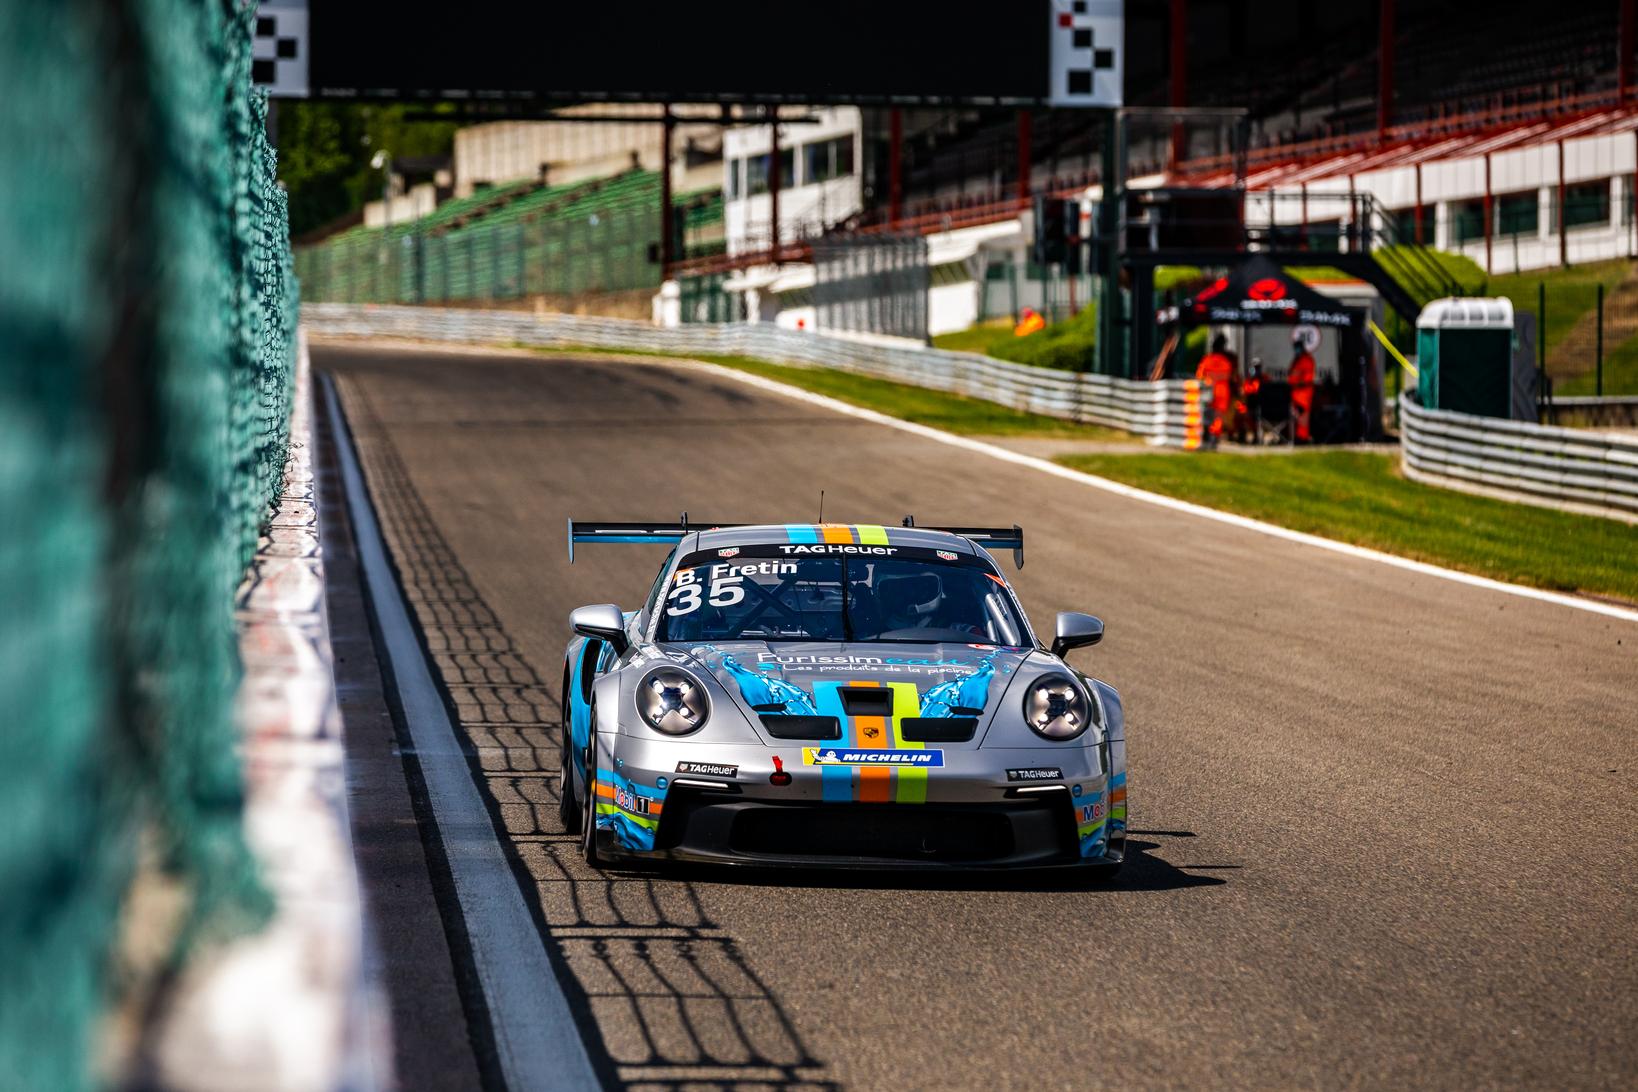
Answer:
[678, 273, 737, 323]
[292, 169, 733, 306]
[297, 198, 664, 304]
[0, 2, 295, 1088]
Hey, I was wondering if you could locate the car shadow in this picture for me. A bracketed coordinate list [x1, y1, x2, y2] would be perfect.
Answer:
[619, 832, 1231, 894]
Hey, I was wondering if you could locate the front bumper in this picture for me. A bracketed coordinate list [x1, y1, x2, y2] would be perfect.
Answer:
[591, 737, 1124, 870]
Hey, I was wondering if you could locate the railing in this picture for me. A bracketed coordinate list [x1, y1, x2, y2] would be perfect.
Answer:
[1182, 88, 1627, 177]
[1400, 394, 1638, 520]
[1543, 396, 1638, 429]
[303, 304, 1195, 446]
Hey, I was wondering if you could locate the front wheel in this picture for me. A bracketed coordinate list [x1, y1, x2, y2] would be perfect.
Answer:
[557, 721, 583, 835]
[580, 710, 604, 867]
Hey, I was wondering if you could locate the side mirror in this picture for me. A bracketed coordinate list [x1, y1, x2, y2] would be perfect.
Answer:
[570, 603, 629, 656]
[1050, 611, 1104, 658]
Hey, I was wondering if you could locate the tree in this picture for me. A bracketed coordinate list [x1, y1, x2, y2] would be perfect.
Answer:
[274, 103, 458, 238]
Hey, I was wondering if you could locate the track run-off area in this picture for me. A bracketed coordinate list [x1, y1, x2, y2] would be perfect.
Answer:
[317, 340, 1637, 1090]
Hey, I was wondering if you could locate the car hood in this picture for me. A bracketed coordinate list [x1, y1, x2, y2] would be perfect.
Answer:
[671, 640, 1031, 728]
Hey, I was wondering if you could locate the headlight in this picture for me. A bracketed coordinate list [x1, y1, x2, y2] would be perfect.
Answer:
[1022, 675, 1093, 741]
[636, 668, 710, 735]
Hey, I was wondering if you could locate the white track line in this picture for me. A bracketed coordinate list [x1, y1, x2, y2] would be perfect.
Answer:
[322, 376, 601, 1091]
[673, 359, 1638, 626]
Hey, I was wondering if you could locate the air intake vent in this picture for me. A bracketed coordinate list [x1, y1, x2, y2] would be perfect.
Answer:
[838, 688, 893, 717]
[898, 717, 978, 742]
[759, 715, 842, 740]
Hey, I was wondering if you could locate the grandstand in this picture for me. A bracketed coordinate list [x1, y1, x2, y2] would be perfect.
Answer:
[297, 1, 1624, 344]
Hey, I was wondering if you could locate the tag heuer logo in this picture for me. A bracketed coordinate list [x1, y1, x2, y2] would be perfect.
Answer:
[717, 547, 740, 558]
[936, 550, 958, 561]
[676, 761, 738, 778]
[1006, 767, 1063, 782]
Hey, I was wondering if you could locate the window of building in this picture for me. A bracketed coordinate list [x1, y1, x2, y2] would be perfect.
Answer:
[1559, 179, 1611, 231]
[1493, 191, 1537, 237]
[727, 158, 741, 200]
[1390, 204, 1433, 244]
[804, 136, 856, 184]
[746, 147, 797, 195]
[1450, 198, 1486, 245]
[1303, 219, 1342, 253]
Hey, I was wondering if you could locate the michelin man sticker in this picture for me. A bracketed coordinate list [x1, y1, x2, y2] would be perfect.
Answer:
[803, 748, 945, 767]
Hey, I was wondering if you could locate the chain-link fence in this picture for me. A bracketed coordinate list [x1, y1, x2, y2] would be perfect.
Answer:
[812, 233, 929, 341]
[1513, 271, 1638, 398]
[296, 198, 663, 305]
[679, 272, 737, 323]
[0, 2, 295, 1087]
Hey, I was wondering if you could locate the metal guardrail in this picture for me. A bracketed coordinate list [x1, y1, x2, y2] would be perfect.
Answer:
[302, 304, 1195, 446]
[1400, 393, 1638, 520]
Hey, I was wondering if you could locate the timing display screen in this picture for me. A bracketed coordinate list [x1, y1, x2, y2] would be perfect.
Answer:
[309, 1, 1052, 104]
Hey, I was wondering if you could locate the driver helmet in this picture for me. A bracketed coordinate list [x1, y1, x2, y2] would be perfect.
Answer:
[877, 573, 945, 630]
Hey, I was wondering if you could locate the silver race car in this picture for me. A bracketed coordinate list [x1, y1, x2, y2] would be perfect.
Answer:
[558, 518, 1127, 874]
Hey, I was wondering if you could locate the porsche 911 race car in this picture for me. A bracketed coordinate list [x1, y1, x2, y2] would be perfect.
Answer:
[557, 518, 1127, 873]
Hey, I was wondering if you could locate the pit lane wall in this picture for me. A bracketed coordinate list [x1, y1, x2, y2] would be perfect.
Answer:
[145, 337, 389, 1091]
[0, 4, 385, 1087]
[302, 304, 1196, 446]
[1400, 393, 1638, 521]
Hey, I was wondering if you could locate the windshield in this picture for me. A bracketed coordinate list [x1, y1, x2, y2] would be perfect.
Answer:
[657, 546, 1028, 645]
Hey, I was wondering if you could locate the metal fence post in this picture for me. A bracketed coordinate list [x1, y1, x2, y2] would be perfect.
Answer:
[1538, 281, 1547, 417]
[1597, 282, 1605, 397]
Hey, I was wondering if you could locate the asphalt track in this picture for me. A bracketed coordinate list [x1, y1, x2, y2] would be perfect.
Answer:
[318, 340, 1638, 1090]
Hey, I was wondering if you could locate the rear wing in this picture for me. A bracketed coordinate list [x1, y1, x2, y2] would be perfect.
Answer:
[567, 518, 734, 564]
[918, 524, 1025, 569]
[568, 517, 1024, 568]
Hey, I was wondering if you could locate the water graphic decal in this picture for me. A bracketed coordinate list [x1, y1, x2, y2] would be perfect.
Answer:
[695, 645, 818, 714]
[916, 651, 1000, 716]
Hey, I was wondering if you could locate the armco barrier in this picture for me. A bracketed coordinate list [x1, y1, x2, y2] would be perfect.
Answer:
[1400, 394, 1638, 521]
[302, 304, 1193, 445]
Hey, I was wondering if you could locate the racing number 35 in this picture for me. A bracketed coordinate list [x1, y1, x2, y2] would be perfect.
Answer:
[666, 568, 743, 616]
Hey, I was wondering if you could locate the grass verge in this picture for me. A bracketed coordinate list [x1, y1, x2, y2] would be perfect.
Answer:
[1057, 449, 1638, 603]
[526, 343, 1136, 441]
[931, 318, 1016, 357]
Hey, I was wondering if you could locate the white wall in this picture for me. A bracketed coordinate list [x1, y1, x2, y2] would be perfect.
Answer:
[363, 182, 438, 228]
[723, 107, 863, 255]
[451, 108, 722, 197]
[929, 281, 980, 336]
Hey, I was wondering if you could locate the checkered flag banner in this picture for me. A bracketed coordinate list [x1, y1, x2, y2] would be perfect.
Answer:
[253, 0, 309, 98]
[1049, 0, 1123, 107]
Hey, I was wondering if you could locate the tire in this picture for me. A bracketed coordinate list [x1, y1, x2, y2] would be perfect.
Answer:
[558, 666, 584, 835]
[580, 710, 604, 868]
[557, 721, 583, 836]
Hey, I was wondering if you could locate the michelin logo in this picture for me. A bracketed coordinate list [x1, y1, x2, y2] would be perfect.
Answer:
[802, 747, 944, 767]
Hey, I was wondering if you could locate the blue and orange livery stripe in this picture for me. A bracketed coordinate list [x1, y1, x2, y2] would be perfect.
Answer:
[812, 680, 925, 804]
[782, 524, 892, 546]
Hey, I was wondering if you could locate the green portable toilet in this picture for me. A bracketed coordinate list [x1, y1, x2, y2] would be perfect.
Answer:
[1416, 297, 1515, 418]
